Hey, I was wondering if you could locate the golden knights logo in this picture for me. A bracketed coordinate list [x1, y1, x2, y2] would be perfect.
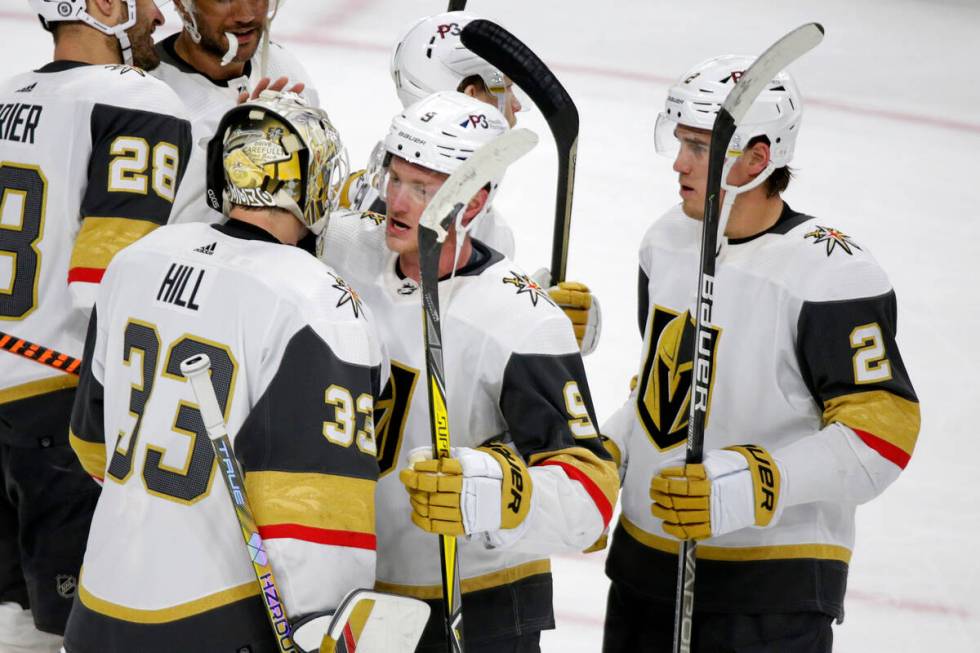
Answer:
[502, 271, 555, 307]
[360, 210, 385, 226]
[804, 225, 862, 256]
[635, 305, 721, 451]
[327, 271, 363, 318]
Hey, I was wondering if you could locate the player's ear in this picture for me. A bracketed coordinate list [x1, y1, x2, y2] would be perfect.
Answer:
[460, 83, 481, 99]
[90, 0, 118, 23]
[747, 140, 772, 176]
[460, 187, 490, 226]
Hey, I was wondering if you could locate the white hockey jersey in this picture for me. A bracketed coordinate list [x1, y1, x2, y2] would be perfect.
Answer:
[320, 211, 616, 604]
[604, 203, 920, 619]
[66, 221, 385, 653]
[152, 35, 321, 224]
[0, 62, 190, 442]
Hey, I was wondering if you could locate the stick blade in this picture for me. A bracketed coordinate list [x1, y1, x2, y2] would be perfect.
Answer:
[723, 22, 825, 125]
[419, 128, 538, 242]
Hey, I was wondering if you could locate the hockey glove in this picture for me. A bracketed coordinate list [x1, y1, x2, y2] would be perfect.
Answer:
[399, 443, 533, 537]
[650, 445, 783, 541]
[531, 269, 602, 355]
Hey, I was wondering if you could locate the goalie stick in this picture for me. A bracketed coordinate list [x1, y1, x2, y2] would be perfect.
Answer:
[415, 128, 538, 653]
[671, 23, 825, 653]
[460, 19, 578, 286]
[181, 354, 296, 653]
[0, 330, 82, 375]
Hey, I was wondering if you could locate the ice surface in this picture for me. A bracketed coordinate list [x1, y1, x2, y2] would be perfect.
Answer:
[3, 1, 976, 650]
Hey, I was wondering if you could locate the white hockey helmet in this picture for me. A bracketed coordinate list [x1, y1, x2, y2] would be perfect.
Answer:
[30, 0, 138, 65]
[391, 12, 507, 110]
[654, 54, 803, 167]
[382, 90, 508, 230]
[206, 91, 348, 235]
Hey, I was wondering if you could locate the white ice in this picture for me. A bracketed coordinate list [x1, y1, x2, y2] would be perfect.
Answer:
[2, 0, 977, 650]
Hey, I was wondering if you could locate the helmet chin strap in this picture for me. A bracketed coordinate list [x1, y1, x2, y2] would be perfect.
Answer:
[115, 30, 134, 66]
[715, 157, 776, 256]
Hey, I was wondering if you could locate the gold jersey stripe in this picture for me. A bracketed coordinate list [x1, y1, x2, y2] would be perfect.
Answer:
[77, 576, 259, 623]
[529, 446, 620, 517]
[621, 516, 852, 564]
[0, 374, 78, 404]
[245, 471, 375, 535]
[70, 428, 105, 480]
[69, 216, 159, 272]
[375, 559, 551, 600]
[823, 389, 920, 458]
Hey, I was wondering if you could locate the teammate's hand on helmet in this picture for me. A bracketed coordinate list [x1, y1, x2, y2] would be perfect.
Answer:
[237, 76, 307, 104]
[399, 443, 533, 538]
[531, 269, 602, 355]
[651, 445, 783, 541]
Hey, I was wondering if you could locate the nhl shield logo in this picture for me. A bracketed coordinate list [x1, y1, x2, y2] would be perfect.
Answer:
[56, 574, 77, 599]
[635, 305, 722, 451]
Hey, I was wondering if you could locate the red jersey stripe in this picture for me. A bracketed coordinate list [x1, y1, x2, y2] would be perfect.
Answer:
[259, 523, 376, 550]
[537, 460, 613, 526]
[852, 427, 911, 469]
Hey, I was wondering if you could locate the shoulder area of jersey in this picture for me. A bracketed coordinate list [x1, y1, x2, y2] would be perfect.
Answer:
[766, 216, 893, 301]
[61, 62, 185, 112]
[462, 256, 568, 322]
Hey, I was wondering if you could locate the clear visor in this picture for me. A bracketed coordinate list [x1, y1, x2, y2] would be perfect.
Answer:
[653, 112, 681, 158]
[379, 163, 445, 209]
[484, 73, 530, 119]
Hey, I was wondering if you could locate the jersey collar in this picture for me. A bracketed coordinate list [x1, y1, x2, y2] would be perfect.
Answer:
[212, 218, 281, 244]
[35, 61, 90, 73]
[727, 202, 812, 246]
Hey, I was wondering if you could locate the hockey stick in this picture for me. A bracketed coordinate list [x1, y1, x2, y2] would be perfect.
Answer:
[671, 23, 825, 653]
[0, 330, 82, 375]
[460, 20, 578, 286]
[415, 128, 538, 653]
[180, 354, 296, 653]
[447, 0, 467, 10]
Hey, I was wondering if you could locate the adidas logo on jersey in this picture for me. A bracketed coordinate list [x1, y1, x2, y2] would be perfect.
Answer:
[15, 82, 37, 93]
[193, 242, 217, 255]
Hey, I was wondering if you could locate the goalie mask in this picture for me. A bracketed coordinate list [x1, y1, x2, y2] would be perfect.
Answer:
[654, 54, 803, 168]
[381, 90, 508, 234]
[206, 91, 347, 235]
[391, 12, 510, 115]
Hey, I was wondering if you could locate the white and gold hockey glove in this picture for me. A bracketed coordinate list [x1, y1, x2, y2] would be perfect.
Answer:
[399, 443, 533, 540]
[532, 269, 602, 356]
[650, 445, 783, 541]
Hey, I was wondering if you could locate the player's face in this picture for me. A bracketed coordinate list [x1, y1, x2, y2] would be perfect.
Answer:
[672, 125, 712, 219]
[472, 77, 521, 127]
[125, 0, 166, 70]
[384, 157, 448, 256]
[189, 0, 269, 63]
